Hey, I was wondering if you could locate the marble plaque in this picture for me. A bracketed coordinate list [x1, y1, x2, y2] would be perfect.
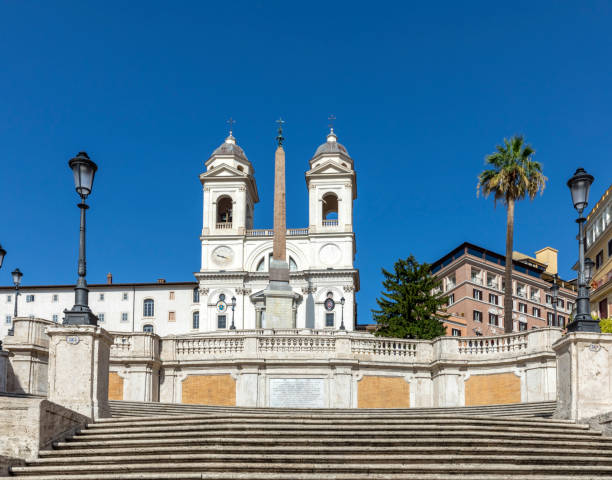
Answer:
[269, 378, 325, 408]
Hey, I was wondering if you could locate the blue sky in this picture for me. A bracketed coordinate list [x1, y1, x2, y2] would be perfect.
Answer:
[0, 1, 610, 325]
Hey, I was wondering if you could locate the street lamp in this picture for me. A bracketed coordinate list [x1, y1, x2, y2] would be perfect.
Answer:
[230, 296, 237, 330]
[566, 167, 598, 332]
[339, 297, 346, 331]
[11, 268, 22, 319]
[63, 152, 99, 326]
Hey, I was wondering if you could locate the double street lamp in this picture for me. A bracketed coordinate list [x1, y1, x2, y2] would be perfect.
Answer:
[566, 167, 598, 332]
[11, 268, 23, 319]
[63, 152, 99, 326]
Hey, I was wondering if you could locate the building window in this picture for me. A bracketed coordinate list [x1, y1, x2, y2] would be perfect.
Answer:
[567, 302, 574, 313]
[516, 283, 526, 298]
[473, 289, 483, 301]
[322, 192, 339, 221]
[98, 313, 105, 323]
[558, 315, 566, 328]
[545, 294, 553, 305]
[558, 299, 564, 309]
[216, 196, 233, 224]
[168, 311, 176, 322]
[608, 238, 612, 257]
[445, 274, 456, 291]
[26, 295, 35, 303]
[489, 294, 498, 305]
[52, 314, 58, 323]
[121, 312, 128, 322]
[518, 303, 527, 313]
[471, 268, 483, 285]
[486, 273, 497, 289]
[122, 292, 128, 301]
[169, 291, 175, 300]
[530, 288, 540, 302]
[143, 299, 154, 317]
[533, 307, 541, 318]
[5, 315, 11, 324]
[595, 250, 604, 269]
[217, 315, 227, 329]
[547, 312, 555, 326]
[473, 310, 482, 322]
[519, 322, 528, 331]
[6, 295, 11, 303]
[192, 311, 199, 329]
[447, 294, 454, 306]
[325, 313, 335, 327]
[143, 324, 154, 333]
[488, 313, 499, 326]
[99, 293, 105, 301]
[451, 328, 461, 337]
[52, 294, 58, 302]
[193, 288, 200, 303]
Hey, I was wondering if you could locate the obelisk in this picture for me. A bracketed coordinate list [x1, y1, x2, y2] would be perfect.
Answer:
[263, 119, 295, 328]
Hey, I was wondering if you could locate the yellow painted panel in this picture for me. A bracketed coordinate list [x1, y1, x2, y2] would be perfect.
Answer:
[182, 374, 236, 406]
[358, 376, 410, 408]
[108, 372, 124, 401]
[465, 373, 520, 406]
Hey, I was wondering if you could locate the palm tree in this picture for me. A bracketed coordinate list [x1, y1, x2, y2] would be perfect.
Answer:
[477, 135, 547, 333]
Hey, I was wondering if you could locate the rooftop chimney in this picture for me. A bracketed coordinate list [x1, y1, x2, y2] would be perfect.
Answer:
[106, 272, 113, 285]
[157, 278, 166, 284]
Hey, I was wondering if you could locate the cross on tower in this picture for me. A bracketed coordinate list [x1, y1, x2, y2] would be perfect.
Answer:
[226, 117, 235, 135]
[328, 114, 336, 131]
[276, 118, 285, 146]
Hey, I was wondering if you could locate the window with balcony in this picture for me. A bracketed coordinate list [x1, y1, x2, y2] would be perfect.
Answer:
[486, 273, 498, 289]
[530, 288, 540, 302]
[545, 294, 553, 305]
[547, 312, 555, 326]
[471, 268, 483, 285]
[533, 307, 541, 318]
[322, 193, 339, 224]
[489, 294, 499, 305]
[216, 196, 233, 225]
[473, 289, 483, 301]
[518, 303, 527, 313]
[558, 299, 565, 309]
[516, 283, 526, 298]
[473, 310, 482, 322]
[446, 274, 456, 291]
[488, 313, 499, 326]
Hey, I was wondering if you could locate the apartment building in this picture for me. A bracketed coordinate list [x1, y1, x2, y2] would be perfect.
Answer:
[431, 243, 576, 336]
[585, 184, 612, 319]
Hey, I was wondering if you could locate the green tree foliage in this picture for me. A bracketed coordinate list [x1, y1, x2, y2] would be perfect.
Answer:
[372, 255, 448, 340]
[598, 317, 612, 334]
[477, 135, 547, 333]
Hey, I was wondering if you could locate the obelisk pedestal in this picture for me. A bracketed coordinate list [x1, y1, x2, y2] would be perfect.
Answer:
[263, 123, 295, 328]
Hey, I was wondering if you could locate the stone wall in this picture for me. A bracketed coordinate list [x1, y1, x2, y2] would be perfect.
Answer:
[0, 395, 88, 475]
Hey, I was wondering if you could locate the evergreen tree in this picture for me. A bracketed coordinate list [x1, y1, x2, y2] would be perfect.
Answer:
[372, 256, 448, 340]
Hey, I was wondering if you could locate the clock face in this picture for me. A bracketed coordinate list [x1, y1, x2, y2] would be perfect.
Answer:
[212, 246, 234, 266]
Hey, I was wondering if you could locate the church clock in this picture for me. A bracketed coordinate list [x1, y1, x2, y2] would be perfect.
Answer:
[211, 246, 234, 266]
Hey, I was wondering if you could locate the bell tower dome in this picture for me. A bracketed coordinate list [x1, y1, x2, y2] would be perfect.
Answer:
[306, 129, 357, 233]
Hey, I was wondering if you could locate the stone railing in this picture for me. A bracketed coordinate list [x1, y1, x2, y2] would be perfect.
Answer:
[215, 222, 232, 230]
[351, 337, 419, 358]
[109, 332, 160, 363]
[3, 317, 55, 352]
[174, 336, 245, 358]
[322, 219, 338, 227]
[246, 228, 310, 237]
[258, 336, 335, 353]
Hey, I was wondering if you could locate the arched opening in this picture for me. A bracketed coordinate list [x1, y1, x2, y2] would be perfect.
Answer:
[322, 193, 338, 222]
[289, 257, 298, 271]
[256, 257, 266, 272]
[143, 299, 154, 317]
[143, 324, 154, 333]
[237, 165, 244, 172]
[216, 196, 233, 224]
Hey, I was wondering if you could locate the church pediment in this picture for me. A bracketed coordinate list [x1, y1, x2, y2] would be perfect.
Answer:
[200, 164, 247, 178]
[306, 161, 352, 177]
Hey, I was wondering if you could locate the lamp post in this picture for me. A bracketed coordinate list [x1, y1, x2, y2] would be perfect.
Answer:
[63, 152, 99, 326]
[11, 268, 22, 319]
[566, 167, 599, 332]
[550, 274, 559, 327]
[230, 296, 237, 330]
[339, 296, 346, 330]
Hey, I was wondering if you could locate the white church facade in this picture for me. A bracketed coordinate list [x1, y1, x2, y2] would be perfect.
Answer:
[0, 129, 359, 340]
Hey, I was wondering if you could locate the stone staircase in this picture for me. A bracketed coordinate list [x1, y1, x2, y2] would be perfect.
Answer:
[10, 401, 612, 479]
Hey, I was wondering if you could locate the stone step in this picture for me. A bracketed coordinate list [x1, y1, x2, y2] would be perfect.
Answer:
[9, 474, 611, 480]
[54, 434, 612, 450]
[66, 428, 606, 443]
[12, 461, 612, 476]
[37, 444, 612, 458]
[77, 420, 593, 438]
[89, 413, 580, 429]
[23, 452, 612, 467]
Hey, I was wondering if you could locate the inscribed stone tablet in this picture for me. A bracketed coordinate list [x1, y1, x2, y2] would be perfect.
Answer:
[269, 378, 325, 408]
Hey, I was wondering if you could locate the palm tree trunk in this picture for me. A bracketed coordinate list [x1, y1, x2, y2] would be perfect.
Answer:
[504, 198, 515, 333]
